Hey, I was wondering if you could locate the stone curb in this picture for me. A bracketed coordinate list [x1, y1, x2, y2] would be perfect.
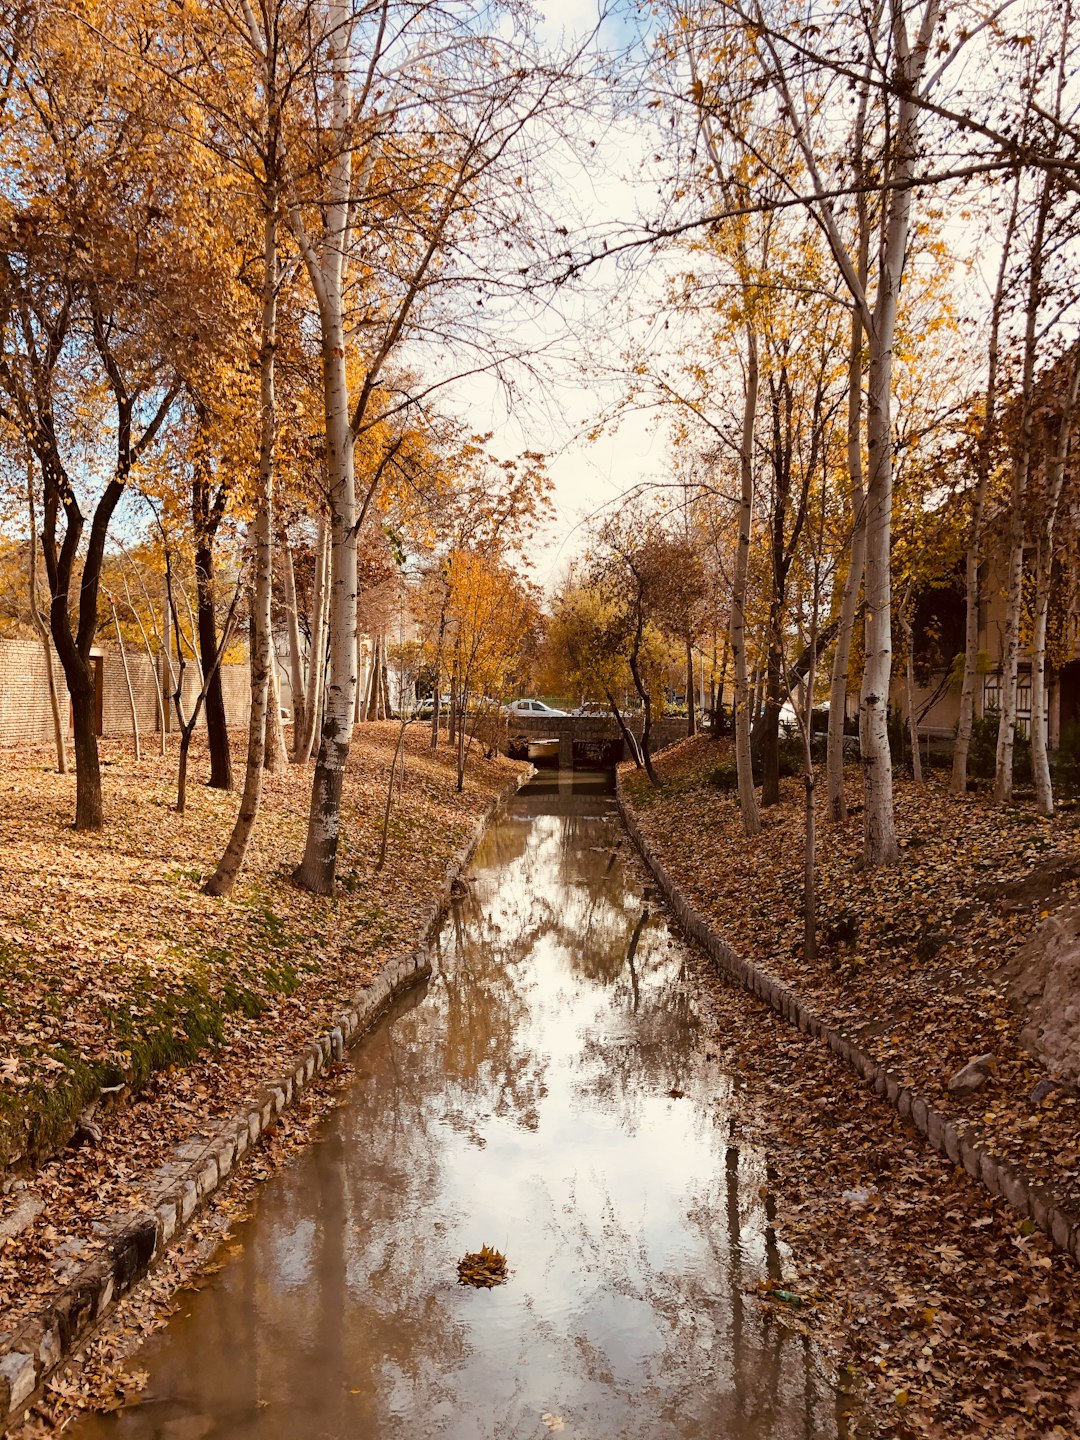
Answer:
[615, 772, 1080, 1267]
[0, 767, 531, 1434]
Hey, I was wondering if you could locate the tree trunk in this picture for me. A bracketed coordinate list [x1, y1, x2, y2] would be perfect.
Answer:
[455, 689, 467, 791]
[376, 718, 411, 870]
[298, 514, 330, 763]
[803, 641, 818, 967]
[760, 639, 783, 807]
[1031, 360, 1079, 815]
[26, 463, 67, 774]
[731, 329, 761, 834]
[265, 654, 287, 771]
[901, 610, 922, 783]
[1031, 547, 1052, 814]
[204, 197, 278, 897]
[360, 633, 371, 725]
[860, 318, 900, 864]
[430, 607, 446, 750]
[362, 635, 379, 720]
[291, 0, 364, 895]
[628, 640, 661, 788]
[161, 584, 174, 736]
[951, 533, 984, 797]
[110, 596, 140, 761]
[194, 538, 231, 790]
[715, 634, 729, 725]
[281, 524, 306, 752]
[122, 574, 165, 755]
[604, 686, 644, 766]
[952, 182, 1019, 796]
[826, 295, 867, 821]
[71, 675, 102, 832]
[686, 635, 697, 737]
[996, 179, 1053, 804]
[295, 304, 359, 894]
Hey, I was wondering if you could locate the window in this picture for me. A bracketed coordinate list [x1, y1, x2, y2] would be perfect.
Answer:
[983, 675, 1001, 714]
[1016, 677, 1031, 739]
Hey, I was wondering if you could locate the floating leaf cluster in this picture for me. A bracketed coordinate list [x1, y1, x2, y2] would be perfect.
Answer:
[457, 1244, 508, 1288]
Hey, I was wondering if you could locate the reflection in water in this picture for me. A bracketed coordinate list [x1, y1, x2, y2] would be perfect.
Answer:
[72, 772, 843, 1440]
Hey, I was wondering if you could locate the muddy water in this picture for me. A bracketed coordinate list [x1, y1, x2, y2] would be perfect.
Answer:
[73, 772, 843, 1440]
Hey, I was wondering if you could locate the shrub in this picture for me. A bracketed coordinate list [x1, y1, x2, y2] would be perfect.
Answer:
[709, 754, 739, 791]
[1053, 721, 1080, 796]
[967, 708, 1032, 785]
[777, 730, 804, 778]
[708, 703, 733, 737]
[967, 709, 998, 780]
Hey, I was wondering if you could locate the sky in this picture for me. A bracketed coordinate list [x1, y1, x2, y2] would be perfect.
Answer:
[430, 0, 681, 591]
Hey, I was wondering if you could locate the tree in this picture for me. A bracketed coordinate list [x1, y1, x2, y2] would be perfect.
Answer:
[587, 514, 684, 787]
[281, 1, 567, 893]
[542, 577, 645, 765]
[0, 58, 183, 828]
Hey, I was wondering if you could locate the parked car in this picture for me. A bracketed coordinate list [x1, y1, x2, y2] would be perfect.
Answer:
[503, 698, 569, 718]
[572, 702, 609, 717]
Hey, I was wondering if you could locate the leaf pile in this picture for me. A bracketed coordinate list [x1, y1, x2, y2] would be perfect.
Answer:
[456, 1243, 508, 1288]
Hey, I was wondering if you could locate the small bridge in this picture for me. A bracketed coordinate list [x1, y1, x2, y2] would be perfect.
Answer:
[505, 713, 689, 767]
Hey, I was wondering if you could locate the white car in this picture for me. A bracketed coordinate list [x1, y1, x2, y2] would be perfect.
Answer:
[503, 698, 569, 718]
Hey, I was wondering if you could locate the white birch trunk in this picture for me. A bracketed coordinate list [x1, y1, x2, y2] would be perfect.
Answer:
[1031, 361, 1079, 814]
[826, 316, 866, 821]
[826, 59, 870, 824]
[857, 1, 941, 866]
[994, 528, 1026, 804]
[161, 586, 173, 737]
[761, 0, 940, 864]
[291, 1, 362, 894]
[1031, 546, 1052, 812]
[803, 616, 818, 965]
[732, 328, 761, 836]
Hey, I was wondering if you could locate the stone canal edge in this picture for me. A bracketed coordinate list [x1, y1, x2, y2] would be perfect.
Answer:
[615, 770, 1080, 1268]
[0, 768, 532, 1433]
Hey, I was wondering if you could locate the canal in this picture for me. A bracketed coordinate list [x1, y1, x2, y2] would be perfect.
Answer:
[72, 771, 844, 1439]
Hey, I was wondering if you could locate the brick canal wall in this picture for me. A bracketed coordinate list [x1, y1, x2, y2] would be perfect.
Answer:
[0, 637, 252, 746]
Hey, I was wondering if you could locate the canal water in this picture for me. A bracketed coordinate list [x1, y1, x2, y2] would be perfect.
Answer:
[73, 771, 844, 1439]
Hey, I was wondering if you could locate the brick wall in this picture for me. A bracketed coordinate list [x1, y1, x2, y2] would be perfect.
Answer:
[0, 637, 253, 746]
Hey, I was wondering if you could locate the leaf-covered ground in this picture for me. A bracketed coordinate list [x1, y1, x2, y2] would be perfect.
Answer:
[624, 738, 1080, 1212]
[624, 737, 1080, 1436]
[0, 726, 525, 1339]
